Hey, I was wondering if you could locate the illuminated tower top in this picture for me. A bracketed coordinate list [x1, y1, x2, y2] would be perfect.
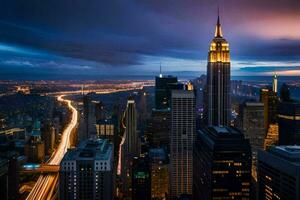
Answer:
[273, 73, 278, 93]
[208, 13, 230, 63]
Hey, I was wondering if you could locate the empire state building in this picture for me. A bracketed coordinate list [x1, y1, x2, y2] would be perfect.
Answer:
[206, 14, 231, 126]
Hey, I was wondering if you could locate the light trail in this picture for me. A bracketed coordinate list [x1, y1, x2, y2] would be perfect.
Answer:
[26, 95, 78, 200]
[26, 85, 146, 199]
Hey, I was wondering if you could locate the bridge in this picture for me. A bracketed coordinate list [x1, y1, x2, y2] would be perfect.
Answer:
[20, 164, 60, 174]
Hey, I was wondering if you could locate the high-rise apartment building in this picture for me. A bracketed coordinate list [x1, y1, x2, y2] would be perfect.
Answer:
[193, 126, 252, 200]
[258, 146, 300, 200]
[59, 139, 113, 200]
[278, 101, 300, 145]
[206, 14, 231, 126]
[170, 89, 195, 199]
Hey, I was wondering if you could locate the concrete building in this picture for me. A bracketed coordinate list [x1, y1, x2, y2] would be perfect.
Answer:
[258, 146, 300, 200]
[59, 139, 113, 200]
[170, 90, 196, 199]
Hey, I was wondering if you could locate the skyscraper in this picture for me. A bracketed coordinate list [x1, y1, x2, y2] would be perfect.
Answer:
[206, 13, 231, 126]
[123, 97, 139, 156]
[260, 88, 279, 130]
[132, 156, 151, 200]
[238, 102, 265, 178]
[120, 97, 139, 198]
[193, 126, 252, 200]
[170, 89, 196, 199]
[149, 148, 169, 200]
[278, 101, 300, 145]
[155, 75, 180, 110]
[257, 146, 300, 200]
[59, 139, 113, 200]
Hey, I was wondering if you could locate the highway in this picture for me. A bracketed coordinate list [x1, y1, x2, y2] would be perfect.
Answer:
[26, 95, 78, 200]
[26, 85, 149, 199]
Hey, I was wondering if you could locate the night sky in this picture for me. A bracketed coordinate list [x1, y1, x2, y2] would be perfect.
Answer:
[0, 0, 299, 79]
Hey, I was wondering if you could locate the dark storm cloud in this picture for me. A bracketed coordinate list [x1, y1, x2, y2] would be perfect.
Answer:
[0, 0, 299, 68]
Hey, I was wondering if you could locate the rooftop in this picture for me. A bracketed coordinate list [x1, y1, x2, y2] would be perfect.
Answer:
[62, 139, 113, 161]
[269, 146, 300, 163]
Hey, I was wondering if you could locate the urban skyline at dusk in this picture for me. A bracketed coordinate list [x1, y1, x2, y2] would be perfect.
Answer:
[0, 0, 300, 79]
[0, 1, 300, 200]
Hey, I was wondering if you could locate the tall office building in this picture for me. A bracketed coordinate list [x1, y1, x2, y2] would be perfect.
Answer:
[260, 88, 279, 130]
[155, 75, 183, 110]
[120, 97, 139, 198]
[170, 90, 196, 199]
[193, 126, 252, 200]
[132, 156, 151, 200]
[206, 14, 231, 126]
[278, 101, 300, 145]
[239, 102, 265, 178]
[151, 108, 170, 148]
[257, 146, 300, 200]
[59, 139, 113, 200]
[123, 97, 139, 156]
[149, 148, 169, 200]
[81, 94, 97, 140]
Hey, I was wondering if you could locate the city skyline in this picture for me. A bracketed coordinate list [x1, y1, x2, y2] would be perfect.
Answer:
[0, 0, 300, 79]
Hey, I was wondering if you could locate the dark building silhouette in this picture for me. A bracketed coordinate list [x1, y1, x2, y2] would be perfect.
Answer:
[0, 158, 8, 200]
[258, 146, 300, 200]
[278, 101, 300, 145]
[155, 75, 179, 110]
[132, 156, 151, 200]
[193, 126, 252, 200]
[260, 88, 279, 130]
[206, 14, 231, 126]
[280, 83, 291, 102]
[151, 108, 170, 149]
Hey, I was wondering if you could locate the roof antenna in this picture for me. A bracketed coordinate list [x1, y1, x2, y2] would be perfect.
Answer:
[159, 62, 162, 78]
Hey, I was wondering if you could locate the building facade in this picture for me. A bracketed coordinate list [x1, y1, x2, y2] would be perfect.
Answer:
[258, 146, 300, 200]
[149, 148, 169, 200]
[239, 102, 265, 178]
[59, 139, 113, 200]
[132, 156, 151, 200]
[155, 75, 178, 110]
[170, 90, 196, 199]
[206, 15, 231, 126]
[278, 101, 300, 145]
[193, 126, 252, 200]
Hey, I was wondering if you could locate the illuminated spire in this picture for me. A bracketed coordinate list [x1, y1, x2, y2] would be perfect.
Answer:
[273, 72, 278, 93]
[159, 62, 162, 78]
[214, 7, 223, 38]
